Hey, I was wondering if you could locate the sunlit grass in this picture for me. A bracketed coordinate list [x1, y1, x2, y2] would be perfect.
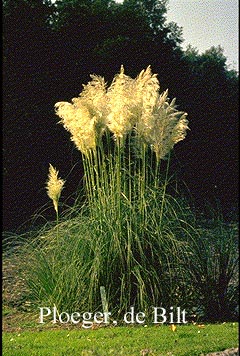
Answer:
[2, 323, 238, 356]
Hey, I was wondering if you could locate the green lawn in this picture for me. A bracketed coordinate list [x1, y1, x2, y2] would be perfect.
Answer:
[2, 322, 238, 356]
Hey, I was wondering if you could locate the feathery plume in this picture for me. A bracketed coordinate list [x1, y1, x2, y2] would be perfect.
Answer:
[55, 75, 108, 155]
[46, 164, 65, 214]
[134, 66, 160, 142]
[149, 93, 189, 161]
[106, 65, 136, 141]
[55, 101, 96, 156]
[136, 85, 189, 161]
[55, 65, 189, 158]
[78, 74, 108, 140]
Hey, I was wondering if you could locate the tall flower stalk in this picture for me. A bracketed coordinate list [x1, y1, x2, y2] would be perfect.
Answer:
[46, 164, 65, 232]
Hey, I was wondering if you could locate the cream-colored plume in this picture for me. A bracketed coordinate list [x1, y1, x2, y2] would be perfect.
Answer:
[106, 65, 136, 141]
[145, 92, 189, 161]
[46, 164, 65, 213]
[54, 65, 189, 159]
[55, 75, 108, 155]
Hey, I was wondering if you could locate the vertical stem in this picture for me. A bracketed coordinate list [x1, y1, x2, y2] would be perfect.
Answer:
[56, 208, 59, 238]
[128, 133, 132, 203]
[106, 130, 114, 200]
[84, 156, 91, 204]
[140, 143, 147, 227]
[93, 148, 100, 200]
[116, 137, 122, 223]
[159, 153, 171, 226]
[98, 141, 107, 207]
[154, 156, 160, 190]
[89, 150, 96, 200]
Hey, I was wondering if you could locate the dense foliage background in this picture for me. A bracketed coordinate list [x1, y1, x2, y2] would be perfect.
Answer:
[3, 0, 239, 232]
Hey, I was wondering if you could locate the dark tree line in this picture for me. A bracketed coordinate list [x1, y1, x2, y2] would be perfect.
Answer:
[3, 0, 239, 232]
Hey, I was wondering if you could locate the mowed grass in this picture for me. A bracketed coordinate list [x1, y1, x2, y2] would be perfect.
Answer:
[2, 322, 238, 356]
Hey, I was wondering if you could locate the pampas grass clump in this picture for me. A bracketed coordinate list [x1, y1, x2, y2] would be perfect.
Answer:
[23, 66, 198, 318]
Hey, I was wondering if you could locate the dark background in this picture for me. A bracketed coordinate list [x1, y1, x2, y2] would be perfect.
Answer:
[3, 0, 239, 232]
